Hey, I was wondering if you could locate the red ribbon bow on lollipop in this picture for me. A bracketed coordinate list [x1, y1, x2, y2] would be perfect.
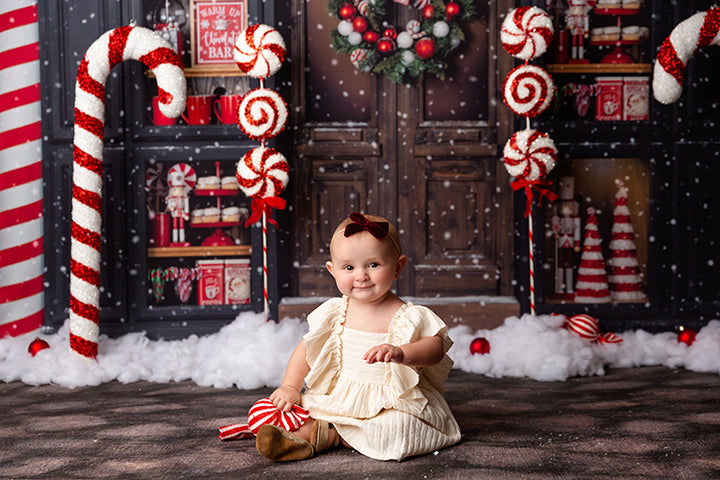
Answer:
[245, 196, 287, 228]
[344, 212, 389, 239]
[512, 178, 558, 217]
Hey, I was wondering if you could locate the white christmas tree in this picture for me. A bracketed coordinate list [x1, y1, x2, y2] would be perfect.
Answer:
[607, 179, 646, 301]
[574, 207, 611, 303]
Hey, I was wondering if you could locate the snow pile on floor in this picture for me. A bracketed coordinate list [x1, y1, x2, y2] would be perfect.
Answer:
[1, 311, 719, 388]
[450, 314, 720, 381]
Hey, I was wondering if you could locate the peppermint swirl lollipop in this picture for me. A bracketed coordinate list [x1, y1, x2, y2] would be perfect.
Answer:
[237, 88, 288, 140]
[234, 24, 287, 78]
[503, 64, 555, 117]
[236, 146, 289, 199]
[501, 6, 554, 61]
[503, 128, 557, 182]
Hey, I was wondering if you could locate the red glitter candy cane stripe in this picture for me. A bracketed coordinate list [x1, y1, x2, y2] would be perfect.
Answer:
[69, 294, 99, 324]
[70, 333, 98, 358]
[70, 258, 100, 286]
[71, 221, 101, 251]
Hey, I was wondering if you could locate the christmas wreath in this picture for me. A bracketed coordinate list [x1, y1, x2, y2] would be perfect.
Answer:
[328, 0, 475, 84]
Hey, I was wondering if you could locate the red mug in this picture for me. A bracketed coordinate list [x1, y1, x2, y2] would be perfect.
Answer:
[151, 213, 170, 247]
[181, 95, 213, 125]
[214, 95, 241, 124]
[152, 96, 177, 125]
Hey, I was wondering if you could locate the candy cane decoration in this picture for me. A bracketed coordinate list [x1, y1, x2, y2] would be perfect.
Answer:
[653, 6, 720, 105]
[0, 1, 45, 337]
[70, 24, 185, 358]
[219, 397, 309, 440]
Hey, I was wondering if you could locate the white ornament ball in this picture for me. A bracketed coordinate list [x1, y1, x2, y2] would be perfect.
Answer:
[401, 50, 415, 66]
[397, 31, 414, 49]
[338, 20, 354, 37]
[432, 21, 450, 38]
[348, 31, 363, 45]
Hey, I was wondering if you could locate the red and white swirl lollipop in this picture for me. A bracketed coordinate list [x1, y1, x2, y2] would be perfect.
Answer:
[236, 146, 289, 199]
[233, 24, 287, 78]
[503, 64, 555, 117]
[236, 88, 288, 140]
[501, 6, 554, 61]
[167, 163, 197, 189]
[218, 397, 309, 440]
[502, 128, 557, 182]
[70, 24, 185, 359]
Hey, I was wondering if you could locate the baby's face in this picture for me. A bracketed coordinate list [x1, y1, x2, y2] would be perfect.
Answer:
[326, 232, 404, 305]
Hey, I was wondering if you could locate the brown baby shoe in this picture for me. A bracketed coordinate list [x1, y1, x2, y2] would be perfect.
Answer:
[255, 424, 314, 462]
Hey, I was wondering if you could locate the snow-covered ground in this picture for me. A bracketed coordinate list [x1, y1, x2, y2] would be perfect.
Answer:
[1, 311, 719, 388]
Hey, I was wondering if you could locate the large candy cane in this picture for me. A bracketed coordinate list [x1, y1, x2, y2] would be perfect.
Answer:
[70, 24, 186, 358]
[653, 6, 720, 105]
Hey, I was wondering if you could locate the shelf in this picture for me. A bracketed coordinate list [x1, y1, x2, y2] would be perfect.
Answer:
[147, 66, 245, 78]
[193, 189, 241, 197]
[190, 221, 243, 228]
[148, 245, 251, 258]
[547, 63, 651, 74]
[590, 39, 643, 47]
[594, 8, 641, 16]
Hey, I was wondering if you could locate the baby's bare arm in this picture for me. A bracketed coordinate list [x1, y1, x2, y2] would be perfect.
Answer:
[363, 335, 444, 366]
[269, 340, 310, 412]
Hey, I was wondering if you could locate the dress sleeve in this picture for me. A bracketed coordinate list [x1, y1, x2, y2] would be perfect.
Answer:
[302, 297, 344, 394]
[388, 304, 454, 395]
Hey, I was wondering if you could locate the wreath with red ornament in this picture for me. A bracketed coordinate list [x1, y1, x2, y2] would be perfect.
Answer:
[328, 0, 475, 84]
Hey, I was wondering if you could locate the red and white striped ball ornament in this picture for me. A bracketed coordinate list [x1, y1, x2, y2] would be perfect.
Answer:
[218, 397, 309, 440]
[564, 314, 623, 344]
[502, 128, 557, 182]
[236, 88, 288, 140]
[233, 24, 287, 78]
[71, 24, 185, 359]
[653, 6, 720, 105]
[501, 6, 554, 61]
[503, 64, 555, 117]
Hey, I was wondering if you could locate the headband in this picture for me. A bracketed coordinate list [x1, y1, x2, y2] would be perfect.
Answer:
[344, 212, 389, 239]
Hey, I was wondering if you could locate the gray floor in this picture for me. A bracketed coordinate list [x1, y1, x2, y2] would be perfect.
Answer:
[2, 366, 719, 479]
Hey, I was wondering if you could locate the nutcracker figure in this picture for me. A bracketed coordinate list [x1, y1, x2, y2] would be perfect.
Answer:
[565, 0, 595, 62]
[551, 177, 581, 297]
[166, 183, 190, 246]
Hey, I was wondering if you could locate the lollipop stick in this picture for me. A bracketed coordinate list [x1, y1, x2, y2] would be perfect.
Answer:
[262, 210, 269, 318]
[528, 208, 536, 316]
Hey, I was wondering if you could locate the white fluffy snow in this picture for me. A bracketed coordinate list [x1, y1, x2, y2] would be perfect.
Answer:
[1, 311, 719, 388]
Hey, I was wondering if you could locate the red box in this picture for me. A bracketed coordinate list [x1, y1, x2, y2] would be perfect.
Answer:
[225, 259, 251, 304]
[595, 77, 623, 121]
[623, 76, 649, 121]
[197, 260, 224, 305]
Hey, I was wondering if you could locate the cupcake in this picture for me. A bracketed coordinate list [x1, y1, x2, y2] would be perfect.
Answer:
[222, 206, 241, 223]
[221, 176, 239, 190]
[622, 26, 640, 41]
[190, 209, 205, 224]
[203, 207, 221, 223]
[197, 176, 221, 190]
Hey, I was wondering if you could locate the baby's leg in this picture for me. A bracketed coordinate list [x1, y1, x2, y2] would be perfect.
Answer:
[295, 417, 342, 449]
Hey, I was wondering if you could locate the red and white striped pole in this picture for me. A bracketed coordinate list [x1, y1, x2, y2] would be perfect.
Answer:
[0, 1, 44, 338]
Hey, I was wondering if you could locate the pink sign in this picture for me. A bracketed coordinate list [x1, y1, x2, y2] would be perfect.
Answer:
[192, 0, 247, 66]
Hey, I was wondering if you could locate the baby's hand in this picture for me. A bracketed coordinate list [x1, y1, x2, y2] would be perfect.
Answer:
[363, 344, 404, 364]
[269, 385, 301, 412]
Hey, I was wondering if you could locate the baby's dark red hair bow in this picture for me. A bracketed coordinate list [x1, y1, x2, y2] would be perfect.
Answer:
[344, 212, 389, 239]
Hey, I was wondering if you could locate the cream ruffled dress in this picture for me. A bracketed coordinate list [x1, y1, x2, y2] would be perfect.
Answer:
[300, 297, 462, 461]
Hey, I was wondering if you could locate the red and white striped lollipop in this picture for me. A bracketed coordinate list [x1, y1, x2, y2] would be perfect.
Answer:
[503, 64, 555, 117]
[236, 88, 288, 140]
[501, 6, 554, 61]
[218, 397, 309, 440]
[565, 314, 623, 344]
[167, 163, 197, 189]
[236, 146, 289, 199]
[71, 24, 185, 359]
[233, 24, 287, 78]
[502, 128, 557, 182]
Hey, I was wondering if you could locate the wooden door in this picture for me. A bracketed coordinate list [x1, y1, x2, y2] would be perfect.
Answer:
[289, 0, 514, 299]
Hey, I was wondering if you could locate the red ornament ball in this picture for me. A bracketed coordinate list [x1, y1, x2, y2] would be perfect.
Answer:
[352, 16, 368, 33]
[363, 30, 380, 43]
[382, 27, 397, 40]
[470, 337, 491, 355]
[677, 328, 697, 346]
[28, 337, 50, 356]
[445, 1, 461, 19]
[422, 5, 434, 19]
[377, 37, 396, 53]
[339, 3, 357, 20]
[415, 37, 435, 59]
